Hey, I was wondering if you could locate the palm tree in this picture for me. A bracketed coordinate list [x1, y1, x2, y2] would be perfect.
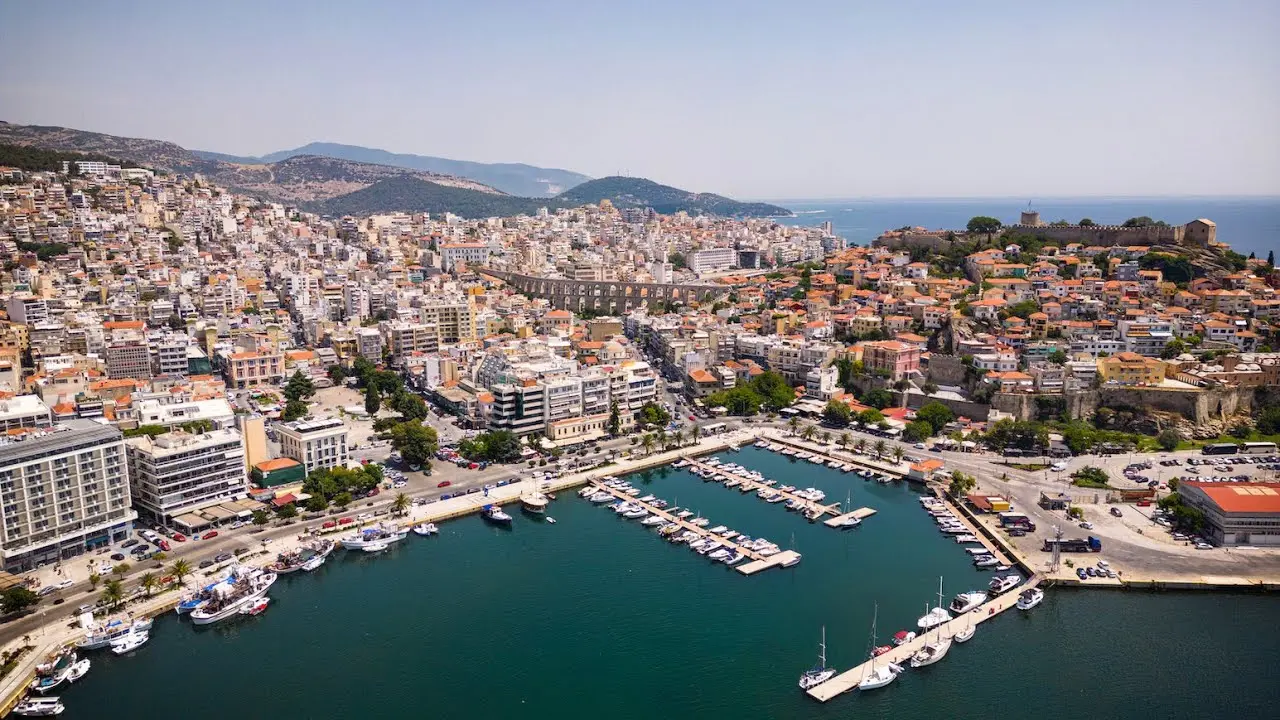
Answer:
[820, 431, 831, 444]
[787, 417, 800, 436]
[112, 562, 130, 579]
[840, 433, 850, 449]
[656, 429, 668, 451]
[892, 446, 905, 464]
[168, 559, 192, 586]
[801, 425, 817, 442]
[101, 579, 124, 610]
[641, 434, 655, 456]
[392, 492, 410, 517]
[855, 437, 867, 454]
[139, 572, 158, 598]
[873, 440, 887, 458]
[88, 573, 101, 590]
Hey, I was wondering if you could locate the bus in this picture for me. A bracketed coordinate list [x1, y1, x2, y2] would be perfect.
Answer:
[1201, 443, 1239, 456]
[1241, 442, 1278, 455]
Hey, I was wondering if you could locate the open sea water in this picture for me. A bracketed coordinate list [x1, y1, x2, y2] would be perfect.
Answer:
[56, 447, 1280, 719]
[768, 197, 1280, 260]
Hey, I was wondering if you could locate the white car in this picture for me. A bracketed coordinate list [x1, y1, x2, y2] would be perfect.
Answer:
[1194, 542, 1213, 550]
[1051, 462, 1068, 472]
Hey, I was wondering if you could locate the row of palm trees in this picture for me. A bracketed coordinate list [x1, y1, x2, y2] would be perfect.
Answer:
[638, 427, 699, 456]
[788, 418, 907, 463]
[94, 557, 197, 610]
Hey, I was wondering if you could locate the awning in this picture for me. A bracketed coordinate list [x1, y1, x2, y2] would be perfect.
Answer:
[173, 513, 214, 531]
[201, 506, 236, 522]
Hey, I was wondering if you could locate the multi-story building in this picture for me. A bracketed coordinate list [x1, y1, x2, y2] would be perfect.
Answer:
[1178, 481, 1280, 547]
[125, 428, 248, 525]
[5, 294, 49, 325]
[105, 340, 153, 380]
[689, 247, 736, 274]
[487, 380, 546, 437]
[276, 417, 349, 474]
[861, 340, 921, 381]
[0, 394, 53, 432]
[388, 322, 439, 356]
[224, 351, 285, 389]
[152, 335, 190, 377]
[418, 300, 476, 343]
[439, 243, 490, 271]
[354, 327, 383, 360]
[1097, 352, 1167, 385]
[0, 420, 135, 572]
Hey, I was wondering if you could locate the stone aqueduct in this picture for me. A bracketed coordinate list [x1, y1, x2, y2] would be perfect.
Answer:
[481, 270, 727, 313]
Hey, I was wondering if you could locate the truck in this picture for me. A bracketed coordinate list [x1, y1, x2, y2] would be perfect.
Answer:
[998, 512, 1037, 532]
[1042, 536, 1102, 553]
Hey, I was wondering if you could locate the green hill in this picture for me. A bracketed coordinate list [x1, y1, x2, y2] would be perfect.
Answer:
[556, 176, 791, 217]
[304, 176, 564, 218]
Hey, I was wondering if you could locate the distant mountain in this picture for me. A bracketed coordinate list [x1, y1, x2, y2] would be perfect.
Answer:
[193, 142, 591, 197]
[556, 176, 791, 218]
[0, 122, 499, 203]
[304, 176, 562, 219]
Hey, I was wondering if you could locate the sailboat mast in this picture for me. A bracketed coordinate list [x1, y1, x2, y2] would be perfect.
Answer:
[819, 626, 827, 668]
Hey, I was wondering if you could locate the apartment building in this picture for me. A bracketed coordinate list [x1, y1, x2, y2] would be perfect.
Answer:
[125, 428, 248, 525]
[418, 300, 476, 343]
[152, 335, 190, 377]
[354, 327, 383, 360]
[689, 247, 736, 274]
[1097, 352, 1167, 386]
[487, 380, 546, 437]
[439, 243, 490, 271]
[224, 351, 285, 389]
[5, 294, 49, 325]
[276, 417, 349, 474]
[861, 341, 922, 381]
[0, 421, 135, 572]
[105, 340, 153, 380]
[0, 394, 53, 432]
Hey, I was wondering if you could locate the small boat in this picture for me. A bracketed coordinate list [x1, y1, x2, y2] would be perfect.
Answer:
[546, 517, 557, 524]
[110, 630, 149, 655]
[301, 555, 326, 572]
[973, 556, 999, 568]
[588, 492, 614, 503]
[641, 515, 667, 526]
[949, 592, 988, 614]
[623, 508, 649, 519]
[859, 605, 901, 691]
[412, 523, 439, 536]
[798, 626, 837, 690]
[708, 525, 728, 534]
[239, 597, 270, 616]
[870, 645, 893, 658]
[954, 623, 975, 643]
[989, 574, 1021, 594]
[892, 630, 916, 646]
[909, 637, 953, 668]
[638, 495, 657, 503]
[362, 541, 389, 553]
[65, 659, 90, 683]
[482, 505, 513, 525]
[1016, 587, 1045, 610]
[781, 553, 802, 567]
[11, 697, 64, 717]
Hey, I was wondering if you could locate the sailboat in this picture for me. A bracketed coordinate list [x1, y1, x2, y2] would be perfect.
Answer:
[798, 626, 836, 690]
[781, 532, 801, 567]
[858, 604, 903, 691]
[916, 576, 952, 630]
[954, 613, 976, 643]
[910, 580, 954, 667]
[835, 489, 861, 529]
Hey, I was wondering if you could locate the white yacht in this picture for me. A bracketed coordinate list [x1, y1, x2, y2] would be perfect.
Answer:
[798, 626, 837, 690]
[110, 630, 149, 655]
[11, 697, 64, 717]
[301, 554, 326, 572]
[340, 523, 408, 550]
[412, 523, 439, 536]
[641, 515, 667, 526]
[189, 567, 278, 625]
[948, 592, 988, 615]
[588, 492, 614, 503]
[623, 508, 649, 519]
[989, 574, 1021, 594]
[1016, 587, 1045, 610]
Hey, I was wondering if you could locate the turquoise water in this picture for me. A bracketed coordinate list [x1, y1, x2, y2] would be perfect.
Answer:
[56, 447, 1279, 718]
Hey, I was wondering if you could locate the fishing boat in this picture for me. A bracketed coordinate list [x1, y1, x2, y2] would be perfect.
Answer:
[1016, 587, 1045, 610]
[798, 626, 837, 690]
[74, 615, 149, 651]
[483, 504, 514, 525]
[917, 577, 952, 630]
[30, 651, 75, 693]
[989, 574, 1021, 594]
[239, 597, 270, 616]
[189, 567, 278, 626]
[340, 523, 409, 550]
[892, 630, 916, 646]
[110, 630, 149, 655]
[948, 591, 989, 614]
[858, 605, 903, 691]
[11, 697, 64, 717]
[411, 523, 439, 536]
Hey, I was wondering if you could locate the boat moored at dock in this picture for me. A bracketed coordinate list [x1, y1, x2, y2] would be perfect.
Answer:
[189, 567, 278, 626]
[341, 523, 409, 550]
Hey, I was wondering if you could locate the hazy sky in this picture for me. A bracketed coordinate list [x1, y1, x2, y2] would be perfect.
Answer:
[3, 1, 1278, 199]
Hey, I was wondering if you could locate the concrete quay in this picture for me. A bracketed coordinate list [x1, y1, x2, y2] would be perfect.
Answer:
[823, 507, 877, 528]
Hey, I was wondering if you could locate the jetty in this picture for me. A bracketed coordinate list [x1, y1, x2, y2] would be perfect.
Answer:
[683, 457, 843, 521]
[807, 575, 1043, 702]
[823, 507, 877, 528]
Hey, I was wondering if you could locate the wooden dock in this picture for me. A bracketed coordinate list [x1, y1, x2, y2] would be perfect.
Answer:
[807, 575, 1043, 702]
[684, 457, 843, 521]
[823, 507, 877, 528]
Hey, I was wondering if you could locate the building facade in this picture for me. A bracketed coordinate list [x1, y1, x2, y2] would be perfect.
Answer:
[125, 428, 248, 525]
[275, 417, 349, 474]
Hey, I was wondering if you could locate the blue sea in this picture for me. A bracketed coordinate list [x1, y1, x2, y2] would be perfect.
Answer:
[766, 197, 1280, 259]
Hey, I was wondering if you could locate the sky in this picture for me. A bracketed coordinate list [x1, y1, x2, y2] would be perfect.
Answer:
[2, 1, 1278, 199]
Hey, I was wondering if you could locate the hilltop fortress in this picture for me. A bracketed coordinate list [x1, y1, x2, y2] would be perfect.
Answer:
[876, 212, 1217, 250]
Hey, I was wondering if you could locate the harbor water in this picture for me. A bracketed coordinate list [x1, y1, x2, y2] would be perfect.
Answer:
[57, 447, 1280, 718]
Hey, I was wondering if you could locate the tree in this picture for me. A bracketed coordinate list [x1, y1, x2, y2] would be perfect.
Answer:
[948, 471, 977, 499]
[1160, 338, 1187, 360]
[101, 580, 124, 610]
[1258, 406, 1280, 435]
[966, 216, 1002, 236]
[390, 391, 429, 422]
[748, 371, 796, 410]
[839, 433, 850, 448]
[801, 425, 817, 441]
[277, 504, 299, 519]
[1071, 466, 1111, 488]
[391, 420, 441, 467]
[823, 400, 852, 426]
[364, 384, 382, 416]
[139, 572, 158, 598]
[283, 370, 315, 402]
[1122, 216, 1162, 228]
[892, 446, 905, 464]
[607, 401, 622, 436]
[873, 439, 887, 457]
[327, 364, 349, 385]
[903, 420, 933, 442]
[861, 388, 895, 410]
[0, 586, 39, 615]
[857, 408, 885, 426]
[1047, 349, 1068, 365]
[281, 399, 308, 422]
[88, 573, 102, 590]
[1228, 423, 1253, 439]
[112, 562, 130, 578]
[169, 559, 192, 586]
[305, 494, 329, 512]
[1267, 250, 1275, 268]
[820, 431, 831, 444]
[922, 381, 939, 395]
[252, 509, 270, 527]
[855, 437, 868, 454]
[637, 402, 671, 427]
[787, 416, 800, 435]
[1079, 218, 1095, 226]
[916, 401, 955, 435]
[641, 434, 655, 456]
[392, 492, 411, 517]
[1157, 428, 1180, 452]
[333, 491, 353, 509]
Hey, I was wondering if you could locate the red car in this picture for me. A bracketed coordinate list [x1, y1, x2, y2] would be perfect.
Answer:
[202, 531, 219, 540]
[468, 463, 479, 470]
[157, 540, 171, 551]
[172, 533, 187, 542]
[437, 480, 452, 488]
[322, 520, 337, 529]
[338, 517, 354, 525]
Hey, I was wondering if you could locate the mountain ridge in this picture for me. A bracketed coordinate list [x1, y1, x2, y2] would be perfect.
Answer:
[558, 176, 792, 217]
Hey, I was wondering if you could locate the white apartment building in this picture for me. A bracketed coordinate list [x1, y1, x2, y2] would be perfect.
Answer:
[0, 421, 135, 572]
[5, 294, 49, 325]
[417, 300, 476, 343]
[126, 428, 248, 525]
[487, 381, 547, 437]
[355, 327, 383, 360]
[689, 247, 736, 275]
[0, 394, 53, 432]
[132, 397, 236, 430]
[439, 243, 491, 271]
[152, 335, 190, 377]
[276, 417, 349, 474]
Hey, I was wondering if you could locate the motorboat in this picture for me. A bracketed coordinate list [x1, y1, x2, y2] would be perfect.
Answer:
[892, 630, 916, 646]
[623, 508, 649, 519]
[588, 492, 614, 503]
[1016, 587, 1045, 610]
[578, 485, 597, 498]
[798, 626, 837, 690]
[11, 697, 64, 717]
[638, 494, 657, 503]
[341, 523, 409, 550]
[955, 534, 979, 543]
[708, 548, 731, 561]
[482, 505, 513, 525]
[708, 525, 728, 534]
[909, 636, 953, 668]
[546, 517, 557, 524]
[973, 556, 999, 569]
[834, 516, 862, 529]
[362, 541, 389, 553]
[412, 523, 439, 536]
[301, 555, 326, 572]
[691, 517, 709, 527]
[949, 592, 988, 614]
[954, 623, 975, 643]
[781, 553, 802, 567]
[31, 651, 75, 693]
[75, 616, 146, 650]
[110, 630, 149, 655]
[240, 597, 270, 616]
[917, 577, 952, 630]
[723, 551, 745, 565]
[65, 659, 90, 683]
[189, 567, 278, 625]
[641, 515, 667, 526]
[989, 574, 1021, 594]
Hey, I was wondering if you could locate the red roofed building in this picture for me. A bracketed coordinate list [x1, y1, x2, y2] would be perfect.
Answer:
[1179, 481, 1280, 546]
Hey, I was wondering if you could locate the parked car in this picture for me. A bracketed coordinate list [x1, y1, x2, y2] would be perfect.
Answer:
[1110, 507, 1123, 517]
[110, 553, 125, 561]
[157, 539, 171, 551]
[198, 559, 214, 569]
[121, 539, 139, 548]
[322, 521, 337, 529]
[172, 533, 187, 542]
[202, 531, 219, 540]
[437, 480, 452, 488]
[1076, 568, 1088, 580]
[1079, 521, 1093, 530]
[214, 552, 233, 563]
[338, 517, 354, 525]
[1195, 542, 1213, 550]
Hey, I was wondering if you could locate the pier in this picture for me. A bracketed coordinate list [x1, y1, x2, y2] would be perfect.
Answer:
[806, 575, 1043, 702]
[759, 432, 911, 479]
[682, 457, 843, 521]
[823, 507, 877, 528]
